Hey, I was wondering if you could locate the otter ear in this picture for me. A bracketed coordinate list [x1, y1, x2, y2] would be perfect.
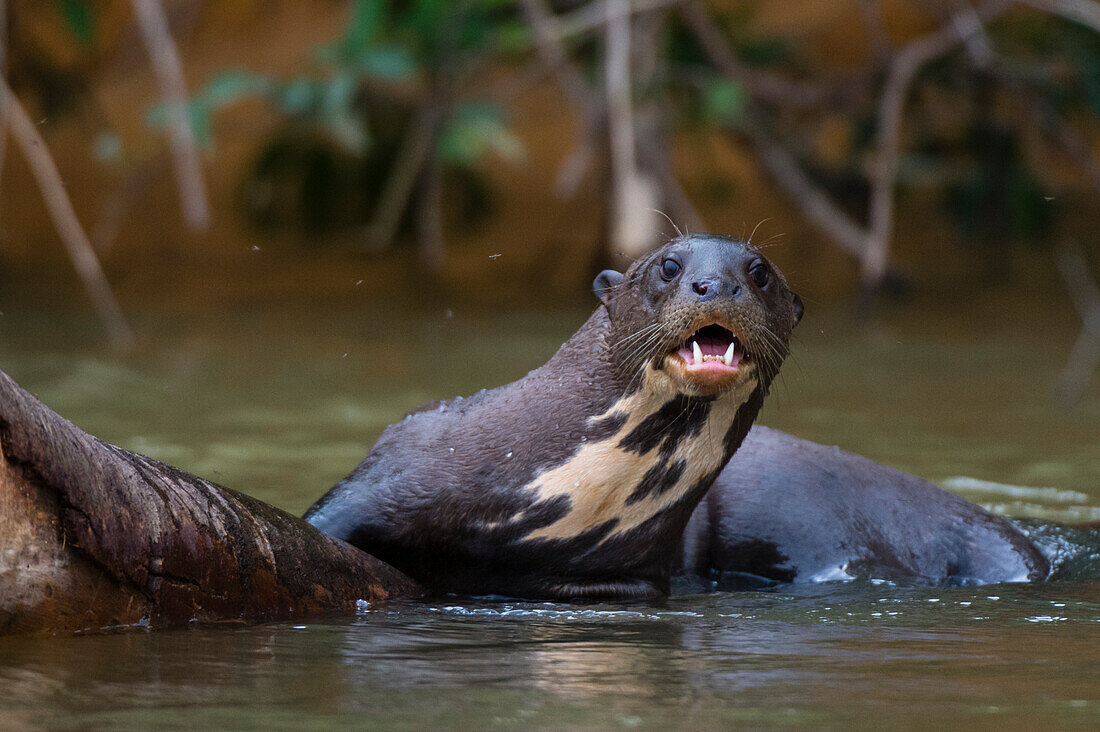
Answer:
[791, 293, 804, 325]
[593, 270, 624, 306]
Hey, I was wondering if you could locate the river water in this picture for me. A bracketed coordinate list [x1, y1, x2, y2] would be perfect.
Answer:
[1, 278, 1098, 728]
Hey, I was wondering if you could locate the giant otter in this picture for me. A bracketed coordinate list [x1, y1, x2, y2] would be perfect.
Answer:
[681, 427, 1051, 587]
[305, 234, 803, 599]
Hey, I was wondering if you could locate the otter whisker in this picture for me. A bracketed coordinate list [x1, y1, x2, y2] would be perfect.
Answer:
[746, 218, 772, 247]
[649, 208, 683, 239]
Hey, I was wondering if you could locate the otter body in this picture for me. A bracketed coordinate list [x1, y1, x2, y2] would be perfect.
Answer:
[307, 233, 1048, 598]
[306, 235, 802, 599]
[681, 427, 1050, 586]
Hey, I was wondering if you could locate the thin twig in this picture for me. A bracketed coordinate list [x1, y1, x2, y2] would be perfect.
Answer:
[0, 79, 133, 349]
[363, 102, 437, 251]
[1054, 241, 1100, 400]
[678, 0, 871, 109]
[418, 132, 445, 275]
[1020, 0, 1100, 32]
[605, 0, 658, 258]
[516, 0, 603, 197]
[738, 110, 867, 258]
[132, 0, 210, 231]
[1057, 242, 1100, 332]
[860, 0, 1012, 301]
[553, 0, 684, 40]
[856, 0, 893, 63]
[517, 0, 594, 110]
[92, 153, 167, 255]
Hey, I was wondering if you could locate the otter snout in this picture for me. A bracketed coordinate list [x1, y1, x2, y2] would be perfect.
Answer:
[672, 242, 763, 308]
[690, 278, 739, 302]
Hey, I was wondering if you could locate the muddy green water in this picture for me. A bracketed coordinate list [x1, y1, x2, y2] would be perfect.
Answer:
[1, 282, 1098, 729]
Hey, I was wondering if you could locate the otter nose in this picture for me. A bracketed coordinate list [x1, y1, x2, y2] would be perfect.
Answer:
[692, 278, 739, 302]
[692, 278, 716, 301]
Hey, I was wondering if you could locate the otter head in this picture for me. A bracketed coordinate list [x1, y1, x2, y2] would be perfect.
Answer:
[593, 234, 802, 398]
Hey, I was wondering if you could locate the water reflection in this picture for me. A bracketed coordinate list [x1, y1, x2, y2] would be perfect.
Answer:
[1, 287, 1099, 727]
[1, 581, 1098, 727]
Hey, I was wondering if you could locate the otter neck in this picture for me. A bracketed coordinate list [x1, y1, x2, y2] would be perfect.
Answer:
[520, 308, 762, 545]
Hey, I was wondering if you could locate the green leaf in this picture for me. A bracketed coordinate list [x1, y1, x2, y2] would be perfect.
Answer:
[277, 78, 319, 114]
[438, 102, 523, 166]
[146, 70, 272, 149]
[324, 116, 370, 154]
[321, 72, 358, 117]
[56, 0, 94, 44]
[358, 45, 418, 80]
[341, 0, 385, 58]
[404, 0, 447, 39]
[200, 70, 272, 107]
[703, 78, 746, 123]
[493, 20, 531, 55]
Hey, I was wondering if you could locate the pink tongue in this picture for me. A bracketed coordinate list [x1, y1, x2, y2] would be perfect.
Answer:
[697, 337, 729, 357]
[676, 338, 742, 367]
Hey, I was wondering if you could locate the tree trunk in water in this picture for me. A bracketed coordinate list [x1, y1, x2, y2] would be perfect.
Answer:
[0, 369, 420, 636]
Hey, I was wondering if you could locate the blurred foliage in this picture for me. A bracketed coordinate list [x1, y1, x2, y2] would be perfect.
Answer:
[9, 1, 1100, 272]
[184, 0, 525, 241]
[56, 0, 96, 45]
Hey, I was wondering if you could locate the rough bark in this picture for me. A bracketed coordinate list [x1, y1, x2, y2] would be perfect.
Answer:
[0, 369, 420, 636]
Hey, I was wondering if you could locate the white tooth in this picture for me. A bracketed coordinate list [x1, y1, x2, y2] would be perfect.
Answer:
[692, 341, 703, 364]
[723, 342, 735, 366]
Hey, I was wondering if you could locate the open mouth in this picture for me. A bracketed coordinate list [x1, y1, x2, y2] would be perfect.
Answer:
[674, 324, 747, 372]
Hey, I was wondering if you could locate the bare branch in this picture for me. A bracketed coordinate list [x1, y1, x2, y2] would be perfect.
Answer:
[1031, 101, 1100, 190]
[556, 0, 685, 38]
[861, 0, 1012, 296]
[555, 115, 601, 197]
[363, 102, 437, 251]
[1057, 241, 1100, 331]
[856, 0, 893, 63]
[1020, 0, 1100, 32]
[1054, 241, 1100, 401]
[517, 0, 594, 110]
[0, 79, 133, 349]
[678, 0, 871, 108]
[637, 133, 706, 234]
[516, 0, 604, 196]
[132, 0, 210, 231]
[92, 153, 167, 255]
[737, 113, 867, 258]
[605, 0, 660, 258]
[418, 138, 445, 275]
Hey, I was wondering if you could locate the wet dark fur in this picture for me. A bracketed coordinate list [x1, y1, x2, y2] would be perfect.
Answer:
[305, 235, 800, 599]
[680, 427, 1051, 587]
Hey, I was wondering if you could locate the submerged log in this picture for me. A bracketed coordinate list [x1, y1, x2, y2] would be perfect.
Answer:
[0, 369, 420, 636]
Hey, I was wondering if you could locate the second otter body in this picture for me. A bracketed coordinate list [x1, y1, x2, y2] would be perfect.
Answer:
[305, 235, 802, 599]
[682, 427, 1050, 587]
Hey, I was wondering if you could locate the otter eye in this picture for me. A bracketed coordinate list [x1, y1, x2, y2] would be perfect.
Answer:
[749, 261, 770, 288]
[660, 258, 681, 281]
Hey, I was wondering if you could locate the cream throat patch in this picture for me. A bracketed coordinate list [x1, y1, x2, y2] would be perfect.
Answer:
[519, 362, 758, 542]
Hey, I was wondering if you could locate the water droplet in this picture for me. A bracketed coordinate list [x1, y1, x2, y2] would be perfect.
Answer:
[505, 451, 513, 459]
